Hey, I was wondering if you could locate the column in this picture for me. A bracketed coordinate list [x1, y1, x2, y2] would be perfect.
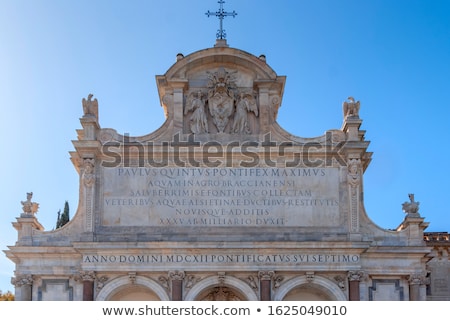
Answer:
[79, 271, 96, 301]
[169, 271, 185, 301]
[408, 274, 425, 301]
[347, 271, 364, 301]
[83, 281, 94, 301]
[258, 271, 274, 301]
[12, 275, 33, 301]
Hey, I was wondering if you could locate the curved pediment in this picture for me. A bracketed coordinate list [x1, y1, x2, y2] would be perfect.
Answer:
[163, 45, 278, 81]
[156, 42, 285, 137]
[66, 42, 376, 243]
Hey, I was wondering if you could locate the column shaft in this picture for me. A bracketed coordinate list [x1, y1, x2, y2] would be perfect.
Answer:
[260, 279, 271, 301]
[349, 280, 360, 301]
[409, 284, 420, 301]
[172, 279, 183, 301]
[83, 280, 94, 301]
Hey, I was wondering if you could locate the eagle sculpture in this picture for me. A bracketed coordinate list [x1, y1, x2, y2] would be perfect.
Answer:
[82, 93, 98, 119]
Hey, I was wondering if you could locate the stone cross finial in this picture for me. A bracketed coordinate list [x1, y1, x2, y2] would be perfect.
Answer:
[206, 0, 237, 40]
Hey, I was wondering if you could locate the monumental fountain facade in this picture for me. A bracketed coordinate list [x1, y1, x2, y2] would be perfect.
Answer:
[6, 40, 449, 301]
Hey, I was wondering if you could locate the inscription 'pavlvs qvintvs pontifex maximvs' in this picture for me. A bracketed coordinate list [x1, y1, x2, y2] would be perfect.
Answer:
[102, 167, 340, 227]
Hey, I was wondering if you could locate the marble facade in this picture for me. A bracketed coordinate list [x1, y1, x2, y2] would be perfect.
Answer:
[5, 39, 448, 301]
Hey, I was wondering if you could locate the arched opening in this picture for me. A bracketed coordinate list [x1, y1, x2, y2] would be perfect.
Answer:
[96, 276, 170, 301]
[283, 284, 333, 301]
[274, 275, 347, 301]
[109, 284, 160, 301]
[184, 275, 258, 301]
[197, 286, 245, 301]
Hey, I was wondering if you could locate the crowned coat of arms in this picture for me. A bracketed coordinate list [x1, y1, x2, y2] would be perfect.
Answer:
[206, 67, 237, 133]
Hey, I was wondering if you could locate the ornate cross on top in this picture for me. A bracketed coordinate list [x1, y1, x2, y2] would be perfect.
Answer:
[205, 0, 237, 40]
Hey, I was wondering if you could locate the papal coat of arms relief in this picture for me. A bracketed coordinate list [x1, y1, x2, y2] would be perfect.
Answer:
[184, 67, 258, 134]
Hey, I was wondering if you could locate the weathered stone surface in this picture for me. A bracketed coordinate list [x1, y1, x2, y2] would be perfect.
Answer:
[101, 167, 340, 228]
[5, 41, 437, 301]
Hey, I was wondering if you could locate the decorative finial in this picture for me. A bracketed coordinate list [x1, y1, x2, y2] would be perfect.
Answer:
[402, 193, 420, 218]
[342, 96, 360, 119]
[176, 53, 184, 61]
[82, 93, 98, 119]
[205, 0, 237, 40]
[21, 192, 39, 216]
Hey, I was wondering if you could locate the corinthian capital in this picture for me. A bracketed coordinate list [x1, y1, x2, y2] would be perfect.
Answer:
[407, 274, 426, 285]
[11, 275, 33, 287]
[168, 270, 185, 281]
[77, 271, 96, 282]
[258, 271, 275, 281]
[347, 270, 364, 282]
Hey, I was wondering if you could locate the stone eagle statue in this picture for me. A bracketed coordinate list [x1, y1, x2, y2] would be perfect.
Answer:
[82, 93, 98, 119]
[342, 96, 360, 118]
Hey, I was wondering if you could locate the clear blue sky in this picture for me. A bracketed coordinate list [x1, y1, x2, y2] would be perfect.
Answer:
[0, 0, 449, 293]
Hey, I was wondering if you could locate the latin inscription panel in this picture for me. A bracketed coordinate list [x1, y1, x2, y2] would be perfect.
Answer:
[101, 167, 340, 227]
[81, 251, 361, 271]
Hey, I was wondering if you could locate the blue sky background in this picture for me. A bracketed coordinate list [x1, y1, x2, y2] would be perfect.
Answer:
[0, 0, 449, 293]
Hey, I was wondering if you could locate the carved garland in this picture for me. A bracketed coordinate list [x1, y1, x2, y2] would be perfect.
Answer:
[347, 157, 361, 232]
[82, 158, 95, 232]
